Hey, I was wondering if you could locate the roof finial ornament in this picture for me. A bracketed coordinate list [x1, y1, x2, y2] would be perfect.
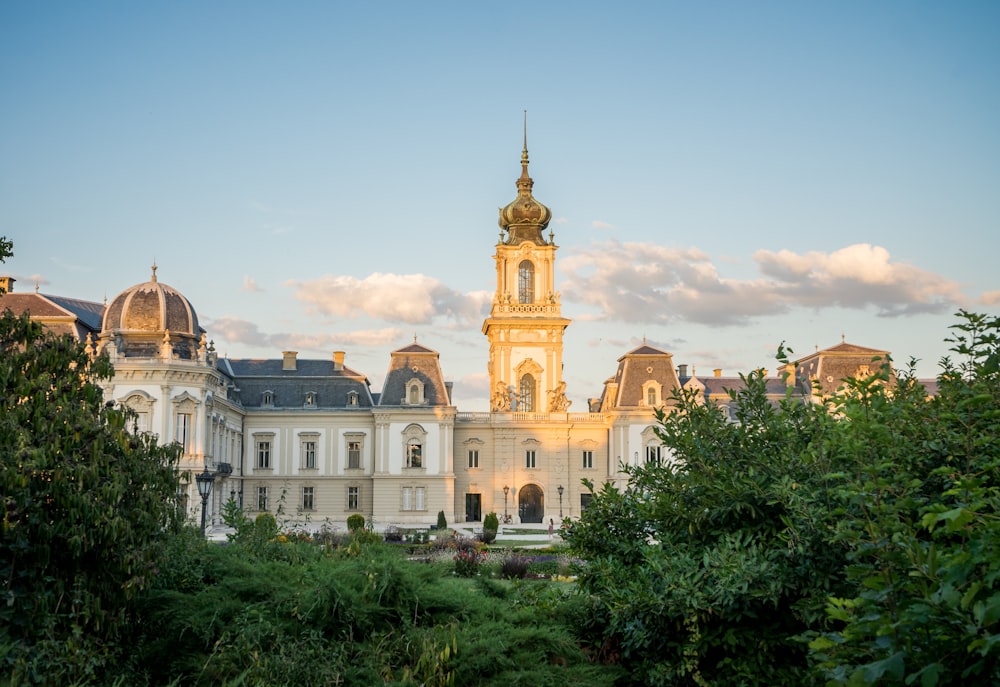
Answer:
[841, 332, 845, 343]
[413, 333, 418, 343]
[151, 260, 158, 283]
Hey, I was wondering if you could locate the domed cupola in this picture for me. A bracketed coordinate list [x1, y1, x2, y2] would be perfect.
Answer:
[498, 119, 552, 246]
[100, 264, 203, 360]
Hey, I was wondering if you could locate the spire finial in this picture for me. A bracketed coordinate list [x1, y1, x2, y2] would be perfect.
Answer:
[841, 332, 845, 343]
[521, 109, 529, 169]
[151, 260, 158, 283]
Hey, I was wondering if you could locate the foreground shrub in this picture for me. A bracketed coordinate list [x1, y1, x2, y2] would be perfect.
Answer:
[500, 555, 530, 579]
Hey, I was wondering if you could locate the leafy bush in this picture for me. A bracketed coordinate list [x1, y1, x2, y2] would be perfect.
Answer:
[500, 555, 530, 579]
[564, 312, 1000, 686]
[347, 513, 365, 532]
[454, 548, 486, 577]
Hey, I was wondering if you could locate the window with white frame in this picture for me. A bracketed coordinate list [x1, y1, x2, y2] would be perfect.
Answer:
[406, 439, 423, 468]
[582, 450, 594, 469]
[176, 413, 191, 452]
[255, 437, 272, 469]
[468, 449, 479, 469]
[257, 486, 269, 511]
[262, 390, 274, 407]
[525, 449, 536, 469]
[402, 486, 426, 511]
[645, 445, 661, 465]
[302, 486, 314, 511]
[519, 374, 535, 412]
[305, 391, 317, 407]
[347, 391, 358, 406]
[641, 380, 662, 407]
[346, 436, 363, 470]
[402, 424, 426, 469]
[347, 485, 360, 511]
[301, 439, 317, 469]
[518, 260, 535, 304]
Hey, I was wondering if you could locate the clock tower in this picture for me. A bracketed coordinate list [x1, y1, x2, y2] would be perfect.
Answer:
[483, 127, 570, 413]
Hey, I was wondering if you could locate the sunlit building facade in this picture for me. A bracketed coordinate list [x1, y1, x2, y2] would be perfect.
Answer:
[0, 144, 900, 531]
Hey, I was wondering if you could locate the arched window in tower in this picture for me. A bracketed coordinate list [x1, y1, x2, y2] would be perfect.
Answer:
[519, 374, 536, 412]
[518, 260, 535, 304]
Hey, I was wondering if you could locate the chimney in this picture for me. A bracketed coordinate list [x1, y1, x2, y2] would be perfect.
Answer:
[282, 351, 297, 371]
[677, 364, 688, 378]
[333, 350, 345, 371]
[0, 276, 13, 293]
[713, 368, 722, 378]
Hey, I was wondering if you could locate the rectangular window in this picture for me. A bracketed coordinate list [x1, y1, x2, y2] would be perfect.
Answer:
[302, 486, 314, 511]
[582, 450, 594, 469]
[581, 493, 593, 511]
[176, 413, 191, 452]
[257, 486, 268, 511]
[347, 440, 361, 469]
[525, 450, 536, 469]
[257, 440, 272, 469]
[468, 449, 479, 469]
[407, 442, 422, 468]
[402, 487, 412, 511]
[347, 486, 359, 511]
[415, 486, 425, 511]
[302, 441, 317, 469]
[645, 445, 661, 465]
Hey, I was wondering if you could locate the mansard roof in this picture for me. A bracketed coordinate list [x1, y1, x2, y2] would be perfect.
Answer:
[219, 357, 374, 409]
[604, 342, 681, 409]
[379, 341, 452, 407]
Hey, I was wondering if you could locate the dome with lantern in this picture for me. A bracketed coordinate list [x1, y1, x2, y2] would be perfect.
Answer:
[498, 134, 552, 245]
[100, 264, 204, 360]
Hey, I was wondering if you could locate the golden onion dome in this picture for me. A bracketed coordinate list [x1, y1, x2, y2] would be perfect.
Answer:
[498, 131, 551, 245]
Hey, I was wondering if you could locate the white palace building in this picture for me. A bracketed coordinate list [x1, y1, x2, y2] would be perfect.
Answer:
[0, 142, 898, 531]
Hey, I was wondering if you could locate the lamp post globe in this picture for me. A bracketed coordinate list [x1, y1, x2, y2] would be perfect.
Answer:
[195, 468, 215, 536]
[557, 484, 564, 518]
[502, 485, 510, 521]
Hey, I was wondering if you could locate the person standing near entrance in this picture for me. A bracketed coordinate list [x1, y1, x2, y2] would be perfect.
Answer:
[548, 518, 554, 539]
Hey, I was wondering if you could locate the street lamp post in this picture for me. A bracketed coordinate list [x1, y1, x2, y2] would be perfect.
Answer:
[558, 484, 564, 518]
[195, 468, 215, 537]
[503, 485, 510, 522]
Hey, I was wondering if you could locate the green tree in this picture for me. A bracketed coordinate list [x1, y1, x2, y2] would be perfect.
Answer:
[565, 313, 1000, 686]
[0, 309, 183, 684]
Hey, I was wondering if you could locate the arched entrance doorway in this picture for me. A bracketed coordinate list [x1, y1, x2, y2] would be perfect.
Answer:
[518, 484, 544, 523]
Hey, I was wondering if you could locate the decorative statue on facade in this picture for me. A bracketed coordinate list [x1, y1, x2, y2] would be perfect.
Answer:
[549, 381, 570, 411]
[493, 382, 511, 411]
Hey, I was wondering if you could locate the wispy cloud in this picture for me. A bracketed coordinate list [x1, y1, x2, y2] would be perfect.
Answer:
[205, 316, 403, 351]
[286, 273, 491, 325]
[980, 290, 1000, 306]
[242, 276, 262, 292]
[560, 240, 964, 326]
[591, 220, 616, 231]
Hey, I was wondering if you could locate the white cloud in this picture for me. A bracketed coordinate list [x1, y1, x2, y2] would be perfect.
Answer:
[287, 273, 490, 325]
[591, 220, 616, 231]
[242, 275, 262, 292]
[980, 290, 1000, 306]
[204, 315, 403, 351]
[553, 217, 569, 225]
[560, 240, 964, 326]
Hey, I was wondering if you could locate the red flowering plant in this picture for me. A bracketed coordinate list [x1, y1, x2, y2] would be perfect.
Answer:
[453, 547, 486, 577]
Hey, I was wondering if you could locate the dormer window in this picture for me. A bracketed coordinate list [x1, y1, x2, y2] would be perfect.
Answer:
[262, 391, 274, 407]
[641, 380, 662, 407]
[347, 391, 359, 407]
[406, 378, 425, 405]
[305, 391, 317, 407]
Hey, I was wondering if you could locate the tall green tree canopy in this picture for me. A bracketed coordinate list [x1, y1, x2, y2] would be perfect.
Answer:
[565, 312, 1000, 686]
[1, 252, 183, 683]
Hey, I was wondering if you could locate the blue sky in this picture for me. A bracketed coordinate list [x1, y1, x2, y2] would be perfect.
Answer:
[2, 1, 998, 410]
